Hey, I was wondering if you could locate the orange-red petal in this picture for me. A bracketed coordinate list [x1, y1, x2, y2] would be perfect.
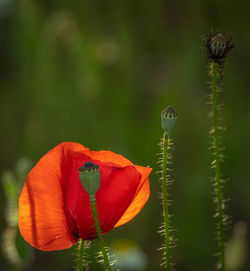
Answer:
[18, 142, 88, 251]
[19, 142, 152, 250]
[114, 165, 152, 227]
[84, 150, 133, 167]
[63, 150, 142, 239]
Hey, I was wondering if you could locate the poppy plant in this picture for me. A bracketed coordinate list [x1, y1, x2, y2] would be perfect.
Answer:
[18, 142, 152, 251]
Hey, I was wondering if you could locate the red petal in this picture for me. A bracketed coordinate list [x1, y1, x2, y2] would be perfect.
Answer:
[114, 166, 152, 227]
[64, 151, 142, 239]
[19, 143, 152, 249]
[18, 142, 88, 251]
[84, 149, 133, 167]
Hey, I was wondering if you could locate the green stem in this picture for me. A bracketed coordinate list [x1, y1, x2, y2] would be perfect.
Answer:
[90, 198, 112, 271]
[162, 133, 171, 271]
[77, 239, 85, 271]
[211, 61, 225, 271]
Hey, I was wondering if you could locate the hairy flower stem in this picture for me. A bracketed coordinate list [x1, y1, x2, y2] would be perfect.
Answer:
[90, 198, 112, 271]
[162, 133, 171, 271]
[77, 239, 85, 271]
[211, 61, 225, 271]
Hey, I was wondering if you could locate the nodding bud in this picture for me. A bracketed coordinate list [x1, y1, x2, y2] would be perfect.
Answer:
[79, 161, 100, 199]
[161, 106, 177, 136]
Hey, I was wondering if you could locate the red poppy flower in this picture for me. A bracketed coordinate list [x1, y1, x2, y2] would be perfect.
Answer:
[18, 142, 152, 251]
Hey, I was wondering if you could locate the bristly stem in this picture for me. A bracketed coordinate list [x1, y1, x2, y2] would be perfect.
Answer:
[77, 239, 85, 271]
[90, 198, 112, 271]
[211, 61, 225, 271]
[162, 133, 171, 271]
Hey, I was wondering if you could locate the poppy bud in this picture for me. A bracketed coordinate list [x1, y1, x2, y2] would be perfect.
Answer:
[79, 161, 100, 200]
[161, 106, 177, 136]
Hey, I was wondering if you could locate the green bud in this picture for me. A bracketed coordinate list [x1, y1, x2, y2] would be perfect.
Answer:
[161, 106, 177, 136]
[79, 161, 100, 199]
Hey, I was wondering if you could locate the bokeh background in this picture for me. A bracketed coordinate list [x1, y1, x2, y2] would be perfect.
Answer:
[0, 0, 250, 270]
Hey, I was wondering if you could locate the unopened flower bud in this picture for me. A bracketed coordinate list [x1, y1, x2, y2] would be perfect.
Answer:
[161, 106, 177, 136]
[79, 161, 100, 200]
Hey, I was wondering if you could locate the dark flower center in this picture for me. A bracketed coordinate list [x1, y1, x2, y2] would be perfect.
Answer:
[79, 161, 99, 173]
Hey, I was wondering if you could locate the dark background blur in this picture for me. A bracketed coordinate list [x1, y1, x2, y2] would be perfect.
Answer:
[0, 0, 250, 270]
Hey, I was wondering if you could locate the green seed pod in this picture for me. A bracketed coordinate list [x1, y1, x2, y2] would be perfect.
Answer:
[79, 161, 100, 200]
[203, 30, 235, 64]
[161, 106, 177, 136]
[211, 34, 226, 58]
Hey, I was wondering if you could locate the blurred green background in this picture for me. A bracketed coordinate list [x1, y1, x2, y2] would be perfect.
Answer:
[0, 0, 250, 270]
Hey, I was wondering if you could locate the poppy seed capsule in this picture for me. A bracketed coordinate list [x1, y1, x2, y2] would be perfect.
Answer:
[211, 34, 226, 58]
[79, 162, 100, 200]
[203, 31, 235, 64]
[161, 106, 177, 136]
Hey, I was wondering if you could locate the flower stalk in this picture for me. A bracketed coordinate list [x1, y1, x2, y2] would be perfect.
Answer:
[203, 30, 235, 271]
[160, 106, 177, 271]
[77, 239, 85, 271]
[90, 198, 112, 271]
[79, 161, 112, 271]
[162, 133, 171, 271]
[211, 61, 225, 271]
